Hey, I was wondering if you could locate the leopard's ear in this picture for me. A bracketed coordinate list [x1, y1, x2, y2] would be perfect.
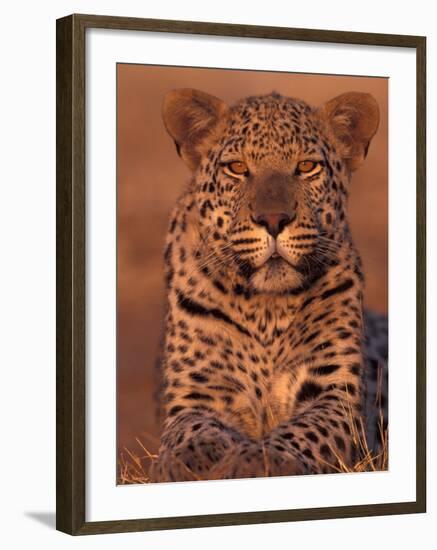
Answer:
[162, 88, 228, 171]
[321, 92, 380, 172]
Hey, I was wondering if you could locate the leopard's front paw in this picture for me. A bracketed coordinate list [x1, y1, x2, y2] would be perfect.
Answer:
[149, 448, 202, 483]
[209, 441, 307, 480]
[265, 445, 308, 477]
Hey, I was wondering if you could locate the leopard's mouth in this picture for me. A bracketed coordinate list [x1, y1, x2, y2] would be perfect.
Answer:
[264, 248, 295, 268]
[249, 254, 304, 293]
[249, 244, 328, 293]
[265, 255, 285, 269]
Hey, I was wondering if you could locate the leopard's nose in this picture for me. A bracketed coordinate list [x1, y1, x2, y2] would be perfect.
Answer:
[251, 212, 292, 238]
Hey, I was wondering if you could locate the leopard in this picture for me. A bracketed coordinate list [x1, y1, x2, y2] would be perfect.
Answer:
[149, 88, 388, 483]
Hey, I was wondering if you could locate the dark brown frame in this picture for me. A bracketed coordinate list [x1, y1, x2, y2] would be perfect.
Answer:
[56, 13, 426, 535]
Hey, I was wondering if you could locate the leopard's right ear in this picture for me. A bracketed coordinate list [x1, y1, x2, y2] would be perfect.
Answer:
[162, 88, 228, 171]
[321, 92, 380, 172]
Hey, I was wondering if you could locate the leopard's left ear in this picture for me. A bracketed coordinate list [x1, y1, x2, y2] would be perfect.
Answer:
[321, 92, 380, 172]
[162, 88, 228, 171]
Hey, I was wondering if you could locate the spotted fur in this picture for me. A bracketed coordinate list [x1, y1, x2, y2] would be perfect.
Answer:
[150, 89, 388, 482]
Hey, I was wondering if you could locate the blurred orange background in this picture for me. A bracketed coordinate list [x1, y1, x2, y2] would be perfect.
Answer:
[117, 64, 388, 464]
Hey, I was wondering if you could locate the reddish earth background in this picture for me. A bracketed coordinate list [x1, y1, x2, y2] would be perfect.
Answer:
[117, 64, 388, 468]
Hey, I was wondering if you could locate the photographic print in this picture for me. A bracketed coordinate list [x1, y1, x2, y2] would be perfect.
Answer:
[116, 65, 389, 485]
[57, 15, 425, 533]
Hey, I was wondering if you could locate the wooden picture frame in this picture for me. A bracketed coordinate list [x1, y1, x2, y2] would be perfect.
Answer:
[56, 13, 426, 535]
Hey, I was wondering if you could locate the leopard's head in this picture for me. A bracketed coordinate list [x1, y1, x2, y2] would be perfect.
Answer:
[163, 89, 379, 294]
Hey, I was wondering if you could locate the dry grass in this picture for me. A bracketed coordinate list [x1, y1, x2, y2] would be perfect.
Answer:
[321, 411, 388, 474]
[117, 410, 388, 484]
[118, 437, 158, 485]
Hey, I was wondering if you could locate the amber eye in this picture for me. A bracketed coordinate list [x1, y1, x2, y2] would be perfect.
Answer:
[225, 161, 249, 176]
[297, 160, 317, 174]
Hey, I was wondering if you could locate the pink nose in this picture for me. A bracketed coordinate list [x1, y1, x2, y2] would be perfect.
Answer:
[252, 212, 292, 238]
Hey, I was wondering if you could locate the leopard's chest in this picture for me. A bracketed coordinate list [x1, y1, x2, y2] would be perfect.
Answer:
[228, 337, 304, 439]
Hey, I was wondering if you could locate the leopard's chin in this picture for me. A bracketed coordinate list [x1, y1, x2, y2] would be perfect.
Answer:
[250, 256, 304, 294]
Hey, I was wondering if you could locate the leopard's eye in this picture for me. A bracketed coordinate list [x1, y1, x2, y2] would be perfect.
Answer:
[225, 161, 249, 177]
[296, 160, 318, 174]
